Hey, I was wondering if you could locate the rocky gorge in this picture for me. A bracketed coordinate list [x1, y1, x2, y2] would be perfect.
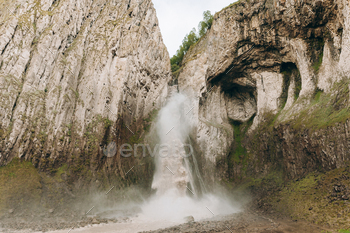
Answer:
[0, 0, 170, 226]
[1, 0, 350, 232]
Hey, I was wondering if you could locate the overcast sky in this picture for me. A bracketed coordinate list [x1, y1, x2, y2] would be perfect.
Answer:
[153, 0, 236, 57]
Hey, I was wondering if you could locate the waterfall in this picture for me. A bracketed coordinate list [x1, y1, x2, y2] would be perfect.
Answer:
[139, 92, 239, 223]
[152, 93, 197, 197]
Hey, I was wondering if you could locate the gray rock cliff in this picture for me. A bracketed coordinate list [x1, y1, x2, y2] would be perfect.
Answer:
[177, 0, 350, 182]
[0, 0, 170, 175]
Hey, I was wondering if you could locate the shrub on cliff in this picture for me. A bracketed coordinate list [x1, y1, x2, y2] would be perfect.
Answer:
[170, 28, 198, 73]
[170, 10, 213, 73]
[198, 10, 214, 37]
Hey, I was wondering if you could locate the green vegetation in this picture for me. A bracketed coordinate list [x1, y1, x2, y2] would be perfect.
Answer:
[266, 167, 350, 229]
[0, 158, 42, 212]
[170, 28, 198, 73]
[127, 110, 159, 146]
[312, 51, 323, 72]
[313, 87, 323, 102]
[280, 71, 291, 109]
[310, 39, 325, 73]
[0, 106, 162, 213]
[292, 79, 350, 130]
[127, 128, 142, 145]
[218, 0, 245, 13]
[238, 170, 284, 193]
[226, 115, 255, 181]
[54, 164, 68, 182]
[230, 121, 247, 164]
[294, 76, 302, 100]
[170, 11, 213, 74]
[198, 10, 214, 38]
[143, 109, 159, 133]
[101, 116, 113, 129]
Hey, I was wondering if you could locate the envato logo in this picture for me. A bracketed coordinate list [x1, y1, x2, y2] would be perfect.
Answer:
[103, 141, 193, 158]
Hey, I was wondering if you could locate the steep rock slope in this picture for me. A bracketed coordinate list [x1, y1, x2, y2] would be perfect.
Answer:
[177, 0, 350, 182]
[0, 0, 170, 178]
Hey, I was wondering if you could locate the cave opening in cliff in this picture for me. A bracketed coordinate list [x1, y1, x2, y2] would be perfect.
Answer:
[280, 62, 302, 105]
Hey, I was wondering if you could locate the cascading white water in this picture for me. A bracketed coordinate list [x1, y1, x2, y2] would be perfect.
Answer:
[139, 92, 239, 223]
[152, 93, 191, 197]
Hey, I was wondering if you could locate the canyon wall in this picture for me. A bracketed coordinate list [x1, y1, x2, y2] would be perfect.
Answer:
[177, 0, 350, 183]
[2, 0, 350, 202]
[0, 0, 170, 182]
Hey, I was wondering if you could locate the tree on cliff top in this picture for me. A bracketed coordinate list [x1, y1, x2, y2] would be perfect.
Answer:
[170, 10, 214, 74]
[198, 10, 214, 38]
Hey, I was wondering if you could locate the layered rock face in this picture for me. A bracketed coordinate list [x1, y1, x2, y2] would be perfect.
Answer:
[178, 0, 350, 182]
[0, 0, 170, 175]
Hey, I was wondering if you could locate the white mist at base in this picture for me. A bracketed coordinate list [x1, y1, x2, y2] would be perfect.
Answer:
[138, 92, 240, 224]
[139, 190, 239, 223]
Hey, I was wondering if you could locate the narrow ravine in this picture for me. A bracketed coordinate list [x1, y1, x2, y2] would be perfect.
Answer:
[1, 0, 350, 232]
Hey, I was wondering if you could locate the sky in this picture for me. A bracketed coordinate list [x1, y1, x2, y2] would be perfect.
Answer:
[153, 0, 236, 57]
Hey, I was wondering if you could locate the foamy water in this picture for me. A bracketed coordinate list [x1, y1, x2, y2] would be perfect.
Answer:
[139, 191, 239, 222]
[140, 93, 239, 222]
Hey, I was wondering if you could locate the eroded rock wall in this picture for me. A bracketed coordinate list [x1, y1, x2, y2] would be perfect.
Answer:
[177, 0, 350, 182]
[0, 0, 170, 178]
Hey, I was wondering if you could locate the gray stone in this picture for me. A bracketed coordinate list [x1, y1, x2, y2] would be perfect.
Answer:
[0, 0, 170, 171]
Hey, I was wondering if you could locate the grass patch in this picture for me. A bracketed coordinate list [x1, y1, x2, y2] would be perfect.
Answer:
[226, 115, 255, 180]
[54, 164, 68, 182]
[0, 158, 42, 213]
[313, 87, 323, 102]
[237, 170, 284, 194]
[266, 167, 350, 228]
[230, 120, 247, 164]
[292, 79, 350, 130]
[310, 38, 324, 73]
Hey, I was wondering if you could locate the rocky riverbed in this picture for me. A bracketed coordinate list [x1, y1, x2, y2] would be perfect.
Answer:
[1, 210, 330, 233]
[144, 211, 329, 233]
